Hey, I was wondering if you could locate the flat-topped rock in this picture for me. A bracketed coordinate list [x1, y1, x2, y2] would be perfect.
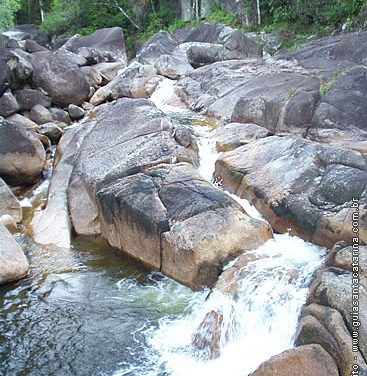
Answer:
[216, 135, 367, 248]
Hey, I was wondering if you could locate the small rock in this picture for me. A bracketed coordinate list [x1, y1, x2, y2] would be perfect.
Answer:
[30, 104, 53, 124]
[49, 107, 71, 124]
[174, 126, 193, 147]
[6, 39, 20, 49]
[0, 91, 20, 117]
[38, 122, 64, 143]
[81, 101, 94, 111]
[68, 104, 85, 120]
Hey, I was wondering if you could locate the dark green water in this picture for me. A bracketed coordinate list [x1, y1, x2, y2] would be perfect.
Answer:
[0, 235, 196, 376]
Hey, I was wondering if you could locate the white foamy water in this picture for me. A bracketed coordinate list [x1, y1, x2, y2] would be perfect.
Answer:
[118, 78, 328, 376]
[145, 234, 325, 376]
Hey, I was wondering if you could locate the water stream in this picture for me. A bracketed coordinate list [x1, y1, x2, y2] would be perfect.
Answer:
[0, 79, 326, 376]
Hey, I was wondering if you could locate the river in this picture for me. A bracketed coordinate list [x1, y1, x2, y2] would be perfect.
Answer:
[0, 79, 326, 376]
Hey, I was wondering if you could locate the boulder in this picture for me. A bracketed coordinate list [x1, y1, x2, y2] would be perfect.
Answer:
[37, 122, 64, 143]
[6, 113, 38, 131]
[92, 62, 124, 82]
[215, 122, 271, 152]
[278, 30, 367, 77]
[0, 91, 19, 117]
[174, 39, 262, 68]
[29, 104, 53, 125]
[296, 244, 367, 375]
[183, 22, 263, 58]
[24, 39, 49, 53]
[177, 60, 310, 123]
[0, 117, 46, 185]
[63, 27, 127, 65]
[28, 50, 90, 106]
[0, 178, 22, 223]
[6, 39, 20, 49]
[49, 107, 72, 124]
[250, 345, 339, 376]
[216, 135, 367, 248]
[90, 62, 161, 105]
[6, 49, 33, 84]
[296, 304, 367, 376]
[55, 48, 87, 67]
[68, 104, 85, 120]
[309, 67, 367, 145]
[68, 98, 272, 289]
[155, 54, 194, 79]
[0, 225, 29, 284]
[0, 60, 11, 96]
[136, 31, 178, 65]
[32, 125, 90, 249]
[80, 66, 102, 88]
[15, 88, 52, 111]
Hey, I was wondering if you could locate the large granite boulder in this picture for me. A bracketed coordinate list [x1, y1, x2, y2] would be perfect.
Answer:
[0, 117, 46, 185]
[90, 62, 161, 105]
[27, 50, 90, 106]
[0, 225, 29, 284]
[62, 27, 127, 65]
[68, 98, 272, 289]
[277, 30, 367, 77]
[32, 125, 90, 249]
[155, 54, 194, 79]
[216, 135, 367, 248]
[309, 66, 367, 149]
[215, 122, 271, 152]
[183, 22, 263, 59]
[136, 31, 178, 65]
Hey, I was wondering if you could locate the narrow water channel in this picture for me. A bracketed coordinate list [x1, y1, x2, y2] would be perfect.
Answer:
[0, 79, 326, 376]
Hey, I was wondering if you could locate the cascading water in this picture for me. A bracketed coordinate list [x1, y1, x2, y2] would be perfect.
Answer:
[139, 79, 327, 376]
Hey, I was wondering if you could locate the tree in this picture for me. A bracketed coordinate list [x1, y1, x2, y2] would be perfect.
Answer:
[0, 0, 21, 30]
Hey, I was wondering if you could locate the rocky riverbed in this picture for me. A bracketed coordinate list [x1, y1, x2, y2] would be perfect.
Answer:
[0, 21, 366, 375]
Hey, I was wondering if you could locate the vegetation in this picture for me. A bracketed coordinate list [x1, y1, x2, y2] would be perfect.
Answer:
[0, 0, 22, 29]
[2, 0, 367, 55]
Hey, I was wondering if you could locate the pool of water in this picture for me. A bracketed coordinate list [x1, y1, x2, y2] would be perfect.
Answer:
[0, 235, 200, 376]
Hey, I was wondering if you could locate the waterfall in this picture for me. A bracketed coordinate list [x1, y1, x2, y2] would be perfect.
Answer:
[146, 79, 326, 376]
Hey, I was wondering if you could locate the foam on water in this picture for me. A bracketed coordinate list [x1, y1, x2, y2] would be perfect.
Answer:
[144, 234, 325, 376]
